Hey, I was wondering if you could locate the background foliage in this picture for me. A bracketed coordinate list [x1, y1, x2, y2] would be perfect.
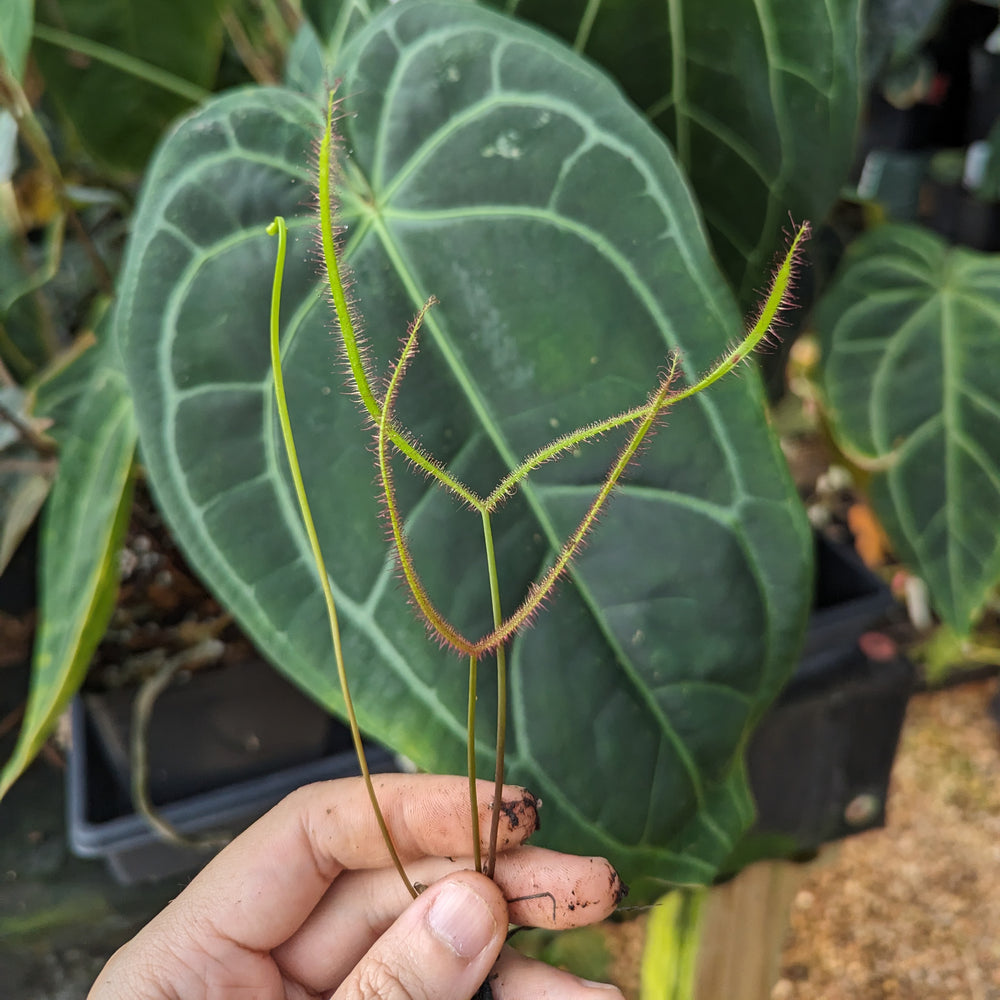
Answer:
[5, 0, 1000, 897]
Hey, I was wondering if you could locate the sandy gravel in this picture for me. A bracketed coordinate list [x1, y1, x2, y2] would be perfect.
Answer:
[776, 678, 1000, 999]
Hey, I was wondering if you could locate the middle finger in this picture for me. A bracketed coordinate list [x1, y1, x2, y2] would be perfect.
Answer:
[273, 847, 624, 993]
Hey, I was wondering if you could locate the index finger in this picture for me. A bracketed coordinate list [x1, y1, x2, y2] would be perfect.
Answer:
[151, 774, 538, 953]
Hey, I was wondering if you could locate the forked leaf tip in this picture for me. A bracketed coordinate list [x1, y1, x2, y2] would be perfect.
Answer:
[744, 218, 811, 351]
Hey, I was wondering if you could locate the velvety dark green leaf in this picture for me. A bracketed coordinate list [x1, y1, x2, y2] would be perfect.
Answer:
[976, 118, 1000, 202]
[285, 21, 326, 99]
[817, 224, 1000, 635]
[296, 0, 392, 89]
[0, 0, 34, 80]
[490, 0, 861, 304]
[0, 337, 135, 799]
[863, 0, 949, 83]
[301, 0, 388, 59]
[118, 1, 810, 886]
[31, 0, 225, 174]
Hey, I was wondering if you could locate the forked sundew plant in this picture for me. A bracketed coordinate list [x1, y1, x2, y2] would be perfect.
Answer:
[267, 94, 809, 902]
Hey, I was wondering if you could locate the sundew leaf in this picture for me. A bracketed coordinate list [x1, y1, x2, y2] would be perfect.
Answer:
[491, 0, 861, 304]
[118, 0, 810, 887]
[817, 224, 1000, 635]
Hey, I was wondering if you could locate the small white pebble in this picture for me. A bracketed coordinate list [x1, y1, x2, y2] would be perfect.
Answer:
[771, 979, 794, 1000]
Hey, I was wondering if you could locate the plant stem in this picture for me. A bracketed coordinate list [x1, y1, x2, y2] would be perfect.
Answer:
[484, 401, 652, 511]
[130, 641, 231, 850]
[480, 510, 507, 878]
[0, 396, 57, 456]
[268, 216, 416, 899]
[573, 0, 602, 51]
[259, 0, 299, 47]
[31, 23, 210, 104]
[0, 329, 34, 383]
[467, 652, 482, 873]
[221, 9, 278, 84]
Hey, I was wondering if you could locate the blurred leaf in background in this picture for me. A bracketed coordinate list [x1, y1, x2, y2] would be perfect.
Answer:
[31, 0, 227, 175]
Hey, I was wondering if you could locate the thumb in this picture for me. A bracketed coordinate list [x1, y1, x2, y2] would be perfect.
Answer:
[333, 871, 507, 1000]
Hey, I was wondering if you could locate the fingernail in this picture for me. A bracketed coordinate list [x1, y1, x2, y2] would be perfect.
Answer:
[427, 882, 497, 959]
[579, 980, 624, 996]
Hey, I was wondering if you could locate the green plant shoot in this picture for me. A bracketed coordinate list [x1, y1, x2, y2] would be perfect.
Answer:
[268, 92, 809, 887]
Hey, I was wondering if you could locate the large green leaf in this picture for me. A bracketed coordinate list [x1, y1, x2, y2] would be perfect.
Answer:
[118, 0, 810, 887]
[817, 224, 1000, 635]
[862, 0, 948, 84]
[300, 0, 383, 64]
[302, 0, 861, 302]
[0, 337, 135, 799]
[0, 0, 34, 80]
[31, 0, 226, 174]
[485, 0, 861, 303]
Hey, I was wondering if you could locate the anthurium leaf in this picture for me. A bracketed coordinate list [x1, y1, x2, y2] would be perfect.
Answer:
[491, 0, 860, 304]
[285, 21, 326, 99]
[118, 0, 810, 887]
[31, 0, 226, 174]
[293, 0, 391, 91]
[976, 118, 1000, 202]
[862, 0, 949, 83]
[0, 337, 135, 800]
[817, 224, 1000, 635]
[300, 0, 387, 57]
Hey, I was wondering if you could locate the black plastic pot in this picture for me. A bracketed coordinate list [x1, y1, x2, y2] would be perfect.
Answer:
[745, 532, 913, 854]
[69, 533, 909, 883]
[797, 531, 896, 684]
[67, 657, 399, 883]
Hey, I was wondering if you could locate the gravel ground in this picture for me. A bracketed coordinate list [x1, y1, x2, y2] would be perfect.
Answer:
[776, 677, 1000, 999]
[4, 637, 996, 999]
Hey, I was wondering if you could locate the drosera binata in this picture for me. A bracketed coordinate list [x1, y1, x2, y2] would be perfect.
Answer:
[267, 91, 810, 901]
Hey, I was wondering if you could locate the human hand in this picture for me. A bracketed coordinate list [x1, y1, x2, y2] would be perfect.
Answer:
[89, 774, 627, 1000]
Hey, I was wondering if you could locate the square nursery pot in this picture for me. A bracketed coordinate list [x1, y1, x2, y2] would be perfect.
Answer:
[67, 656, 399, 883]
[744, 532, 914, 854]
[68, 534, 910, 883]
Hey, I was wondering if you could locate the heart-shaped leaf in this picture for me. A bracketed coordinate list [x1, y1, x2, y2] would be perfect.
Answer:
[862, 0, 949, 84]
[118, 0, 810, 887]
[486, 0, 861, 303]
[300, 0, 862, 303]
[817, 224, 1000, 635]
